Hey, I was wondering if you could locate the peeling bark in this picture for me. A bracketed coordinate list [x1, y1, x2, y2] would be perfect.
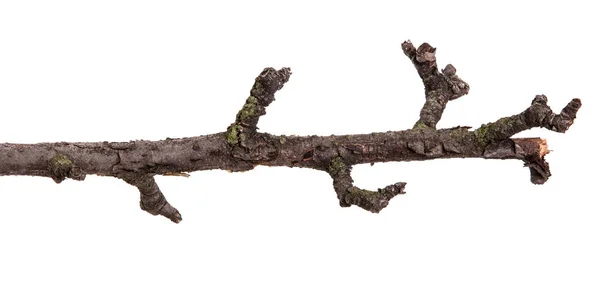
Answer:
[0, 41, 581, 223]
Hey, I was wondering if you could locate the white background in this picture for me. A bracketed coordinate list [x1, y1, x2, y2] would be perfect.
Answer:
[0, 1, 598, 287]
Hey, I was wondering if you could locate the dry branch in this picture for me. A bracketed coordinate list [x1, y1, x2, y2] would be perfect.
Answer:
[0, 40, 581, 223]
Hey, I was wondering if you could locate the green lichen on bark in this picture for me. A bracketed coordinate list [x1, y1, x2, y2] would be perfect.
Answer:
[474, 116, 521, 148]
[347, 186, 377, 198]
[327, 156, 347, 176]
[474, 124, 492, 148]
[226, 124, 241, 145]
[345, 186, 384, 211]
[250, 81, 264, 96]
[48, 153, 73, 183]
[237, 96, 258, 123]
[412, 120, 431, 130]
[449, 126, 469, 138]
[120, 172, 155, 191]
[0, 43, 581, 224]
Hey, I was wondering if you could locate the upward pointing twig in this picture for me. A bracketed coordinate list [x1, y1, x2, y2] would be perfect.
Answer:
[226, 67, 291, 146]
[402, 41, 470, 129]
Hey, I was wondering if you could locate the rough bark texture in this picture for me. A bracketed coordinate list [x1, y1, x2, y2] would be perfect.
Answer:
[0, 41, 581, 223]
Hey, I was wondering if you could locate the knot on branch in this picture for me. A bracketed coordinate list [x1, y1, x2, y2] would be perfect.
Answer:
[524, 95, 555, 127]
[415, 42, 437, 64]
[48, 153, 85, 183]
[442, 64, 470, 100]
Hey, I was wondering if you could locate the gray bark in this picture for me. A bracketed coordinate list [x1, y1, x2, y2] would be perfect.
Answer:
[0, 41, 581, 223]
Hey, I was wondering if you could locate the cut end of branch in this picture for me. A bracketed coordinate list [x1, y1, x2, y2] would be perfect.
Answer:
[535, 138, 549, 158]
[513, 138, 551, 184]
[483, 138, 552, 184]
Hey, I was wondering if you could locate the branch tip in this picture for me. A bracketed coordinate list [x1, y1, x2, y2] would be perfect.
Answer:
[477, 95, 582, 148]
[227, 67, 292, 145]
[549, 97, 581, 133]
[415, 42, 436, 63]
[401, 40, 415, 56]
[119, 172, 182, 223]
[403, 41, 469, 129]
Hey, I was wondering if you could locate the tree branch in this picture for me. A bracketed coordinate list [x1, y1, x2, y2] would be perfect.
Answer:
[0, 40, 581, 223]
[402, 41, 470, 129]
[327, 156, 406, 213]
[118, 172, 182, 223]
